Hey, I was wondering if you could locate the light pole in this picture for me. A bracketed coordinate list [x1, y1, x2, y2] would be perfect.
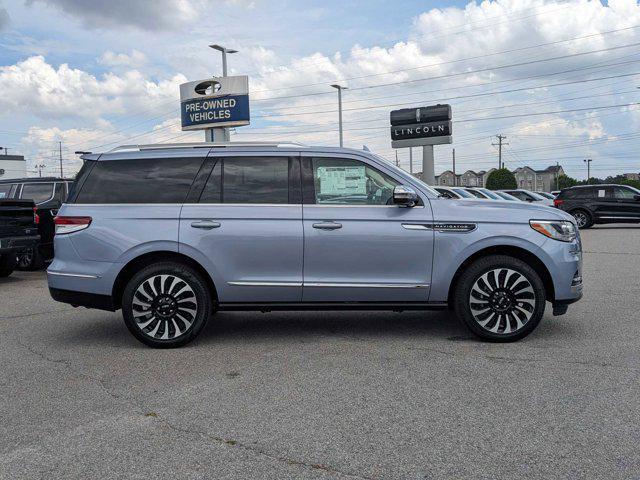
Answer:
[583, 158, 592, 182]
[330, 84, 347, 147]
[208, 44, 238, 142]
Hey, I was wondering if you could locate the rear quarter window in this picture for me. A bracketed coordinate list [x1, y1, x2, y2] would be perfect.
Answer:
[75, 157, 204, 204]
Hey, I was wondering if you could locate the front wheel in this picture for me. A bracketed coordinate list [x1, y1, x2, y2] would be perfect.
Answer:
[453, 255, 546, 342]
[122, 262, 212, 348]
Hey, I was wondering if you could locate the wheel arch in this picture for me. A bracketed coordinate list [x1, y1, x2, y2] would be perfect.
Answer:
[446, 244, 555, 306]
[112, 250, 218, 310]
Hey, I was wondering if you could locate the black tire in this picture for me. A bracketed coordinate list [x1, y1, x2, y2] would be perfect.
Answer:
[453, 255, 546, 342]
[570, 208, 593, 229]
[0, 254, 17, 278]
[16, 247, 45, 271]
[122, 262, 213, 348]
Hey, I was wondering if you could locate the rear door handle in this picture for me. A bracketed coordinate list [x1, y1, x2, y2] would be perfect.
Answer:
[312, 221, 342, 230]
[190, 220, 221, 230]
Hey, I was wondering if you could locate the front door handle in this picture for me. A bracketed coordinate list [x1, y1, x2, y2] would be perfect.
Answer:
[191, 220, 221, 230]
[312, 221, 342, 230]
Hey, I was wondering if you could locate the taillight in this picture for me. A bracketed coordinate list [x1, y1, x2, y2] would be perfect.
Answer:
[33, 207, 40, 225]
[54, 216, 92, 235]
[553, 199, 564, 207]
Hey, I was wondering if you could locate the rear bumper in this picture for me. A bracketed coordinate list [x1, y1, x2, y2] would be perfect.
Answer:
[0, 235, 40, 253]
[49, 287, 116, 311]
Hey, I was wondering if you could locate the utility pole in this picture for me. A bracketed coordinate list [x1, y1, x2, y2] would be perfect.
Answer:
[59, 141, 64, 177]
[35, 163, 45, 177]
[207, 44, 238, 143]
[452, 148, 456, 186]
[583, 158, 592, 181]
[492, 134, 508, 169]
[330, 84, 347, 147]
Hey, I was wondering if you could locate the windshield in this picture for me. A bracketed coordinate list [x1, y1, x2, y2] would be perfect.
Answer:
[495, 191, 519, 201]
[536, 192, 555, 199]
[478, 188, 501, 200]
[523, 190, 546, 200]
[452, 188, 475, 198]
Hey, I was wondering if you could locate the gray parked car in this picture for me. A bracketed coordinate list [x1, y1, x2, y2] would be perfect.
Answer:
[48, 143, 583, 348]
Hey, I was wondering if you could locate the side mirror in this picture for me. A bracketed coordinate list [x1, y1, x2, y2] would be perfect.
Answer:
[393, 185, 418, 207]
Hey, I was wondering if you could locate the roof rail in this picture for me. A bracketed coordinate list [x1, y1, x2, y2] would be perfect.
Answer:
[108, 141, 309, 153]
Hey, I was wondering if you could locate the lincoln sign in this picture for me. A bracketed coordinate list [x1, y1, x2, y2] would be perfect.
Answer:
[390, 104, 452, 148]
[180, 75, 250, 131]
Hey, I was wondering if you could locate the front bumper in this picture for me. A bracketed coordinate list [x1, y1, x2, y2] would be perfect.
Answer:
[0, 235, 40, 253]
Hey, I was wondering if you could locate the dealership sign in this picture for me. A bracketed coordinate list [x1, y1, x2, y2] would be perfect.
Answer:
[390, 104, 452, 148]
[180, 75, 250, 130]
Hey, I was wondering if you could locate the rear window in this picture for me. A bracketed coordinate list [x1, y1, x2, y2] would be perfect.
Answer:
[75, 158, 203, 204]
[0, 184, 13, 199]
[21, 183, 54, 203]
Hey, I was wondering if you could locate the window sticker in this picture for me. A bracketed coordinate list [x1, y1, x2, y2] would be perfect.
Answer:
[317, 166, 367, 196]
[598, 189, 605, 198]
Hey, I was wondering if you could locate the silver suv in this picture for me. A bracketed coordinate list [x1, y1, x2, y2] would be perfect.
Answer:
[48, 143, 583, 348]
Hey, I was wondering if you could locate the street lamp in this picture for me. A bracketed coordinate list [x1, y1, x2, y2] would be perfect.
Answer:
[208, 44, 238, 143]
[209, 44, 238, 77]
[330, 84, 348, 147]
[583, 158, 592, 181]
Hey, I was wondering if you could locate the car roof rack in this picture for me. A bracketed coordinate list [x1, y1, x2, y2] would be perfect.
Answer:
[108, 142, 309, 153]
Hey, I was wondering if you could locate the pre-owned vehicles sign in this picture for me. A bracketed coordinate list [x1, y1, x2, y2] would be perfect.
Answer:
[179, 76, 250, 130]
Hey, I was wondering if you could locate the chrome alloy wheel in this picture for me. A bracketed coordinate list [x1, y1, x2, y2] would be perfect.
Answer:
[132, 274, 198, 340]
[469, 268, 536, 335]
[573, 211, 588, 228]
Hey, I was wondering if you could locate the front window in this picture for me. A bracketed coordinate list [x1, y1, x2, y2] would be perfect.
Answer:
[613, 186, 639, 199]
[311, 157, 399, 205]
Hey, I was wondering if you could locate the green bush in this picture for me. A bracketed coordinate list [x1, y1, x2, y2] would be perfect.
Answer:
[486, 168, 517, 190]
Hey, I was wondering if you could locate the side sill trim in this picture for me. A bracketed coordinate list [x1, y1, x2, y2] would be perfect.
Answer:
[228, 281, 429, 289]
[47, 271, 101, 279]
[217, 302, 448, 312]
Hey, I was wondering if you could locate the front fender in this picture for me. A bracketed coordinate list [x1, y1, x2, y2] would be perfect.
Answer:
[429, 225, 553, 302]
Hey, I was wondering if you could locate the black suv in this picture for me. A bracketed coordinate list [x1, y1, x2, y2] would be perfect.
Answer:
[0, 177, 73, 268]
[554, 184, 640, 228]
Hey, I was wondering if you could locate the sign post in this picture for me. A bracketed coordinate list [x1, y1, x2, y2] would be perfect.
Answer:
[179, 75, 250, 141]
[390, 104, 452, 184]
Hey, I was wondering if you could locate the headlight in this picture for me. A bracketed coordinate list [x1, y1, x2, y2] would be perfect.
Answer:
[529, 220, 576, 242]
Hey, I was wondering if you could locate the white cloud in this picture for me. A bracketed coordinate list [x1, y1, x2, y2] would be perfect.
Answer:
[99, 50, 147, 68]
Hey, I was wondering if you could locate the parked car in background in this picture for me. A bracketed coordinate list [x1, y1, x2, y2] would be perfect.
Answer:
[435, 186, 473, 199]
[554, 184, 640, 228]
[536, 192, 556, 200]
[501, 189, 554, 206]
[463, 187, 491, 200]
[0, 177, 73, 269]
[494, 191, 521, 202]
[550, 191, 560, 196]
[0, 198, 39, 278]
[48, 142, 583, 348]
[468, 188, 505, 200]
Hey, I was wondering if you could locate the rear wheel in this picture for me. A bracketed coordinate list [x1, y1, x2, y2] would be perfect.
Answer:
[0, 254, 17, 278]
[453, 255, 546, 342]
[122, 262, 212, 348]
[571, 209, 593, 229]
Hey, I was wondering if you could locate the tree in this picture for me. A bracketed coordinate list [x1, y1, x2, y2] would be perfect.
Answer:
[556, 174, 578, 190]
[485, 168, 517, 190]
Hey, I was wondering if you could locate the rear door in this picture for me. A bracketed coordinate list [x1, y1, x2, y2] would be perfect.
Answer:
[301, 153, 433, 303]
[179, 153, 303, 303]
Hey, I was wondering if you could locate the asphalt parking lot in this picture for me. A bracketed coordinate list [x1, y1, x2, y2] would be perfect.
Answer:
[1, 225, 639, 480]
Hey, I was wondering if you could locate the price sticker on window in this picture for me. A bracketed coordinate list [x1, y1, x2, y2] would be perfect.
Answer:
[317, 166, 367, 196]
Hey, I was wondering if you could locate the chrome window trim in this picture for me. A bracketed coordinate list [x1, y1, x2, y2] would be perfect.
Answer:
[21, 181, 56, 205]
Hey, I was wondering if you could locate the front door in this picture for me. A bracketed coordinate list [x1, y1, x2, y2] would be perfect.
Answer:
[301, 154, 434, 303]
[180, 153, 303, 303]
[610, 186, 640, 221]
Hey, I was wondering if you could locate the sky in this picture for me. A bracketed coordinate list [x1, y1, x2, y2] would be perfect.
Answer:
[0, 0, 639, 180]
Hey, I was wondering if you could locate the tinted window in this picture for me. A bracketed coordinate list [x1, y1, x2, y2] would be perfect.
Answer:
[200, 157, 289, 204]
[0, 184, 13, 199]
[466, 189, 485, 198]
[76, 158, 203, 204]
[452, 188, 474, 198]
[21, 183, 54, 203]
[311, 157, 399, 205]
[54, 182, 65, 202]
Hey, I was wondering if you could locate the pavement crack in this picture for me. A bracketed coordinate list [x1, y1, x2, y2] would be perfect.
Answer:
[155, 419, 378, 480]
